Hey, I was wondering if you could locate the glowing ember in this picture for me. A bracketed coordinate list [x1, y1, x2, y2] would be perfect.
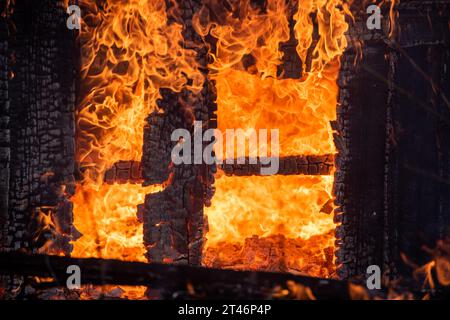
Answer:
[203, 175, 336, 277]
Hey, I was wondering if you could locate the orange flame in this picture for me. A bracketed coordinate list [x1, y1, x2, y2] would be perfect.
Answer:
[72, 0, 202, 262]
[388, 0, 399, 39]
[72, 0, 349, 282]
[195, 0, 348, 277]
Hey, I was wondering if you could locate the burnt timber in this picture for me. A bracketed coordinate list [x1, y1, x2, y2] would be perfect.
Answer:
[0, 0, 449, 300]
[0, 0, 78, 255]
[140, 0, 216, 266]
[220, 155, 335, 176]
[334, 0, 450, 279]
[103, 161, 143, 185]
[0, 0, 80, 299]
[0, 251, 351, 299]
[2, 251, 448, 299]
[101, 155, 334, 184]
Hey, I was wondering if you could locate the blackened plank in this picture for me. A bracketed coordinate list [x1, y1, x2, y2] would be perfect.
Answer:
[7, 0, 77, 254]
[0, 251, 352, 299]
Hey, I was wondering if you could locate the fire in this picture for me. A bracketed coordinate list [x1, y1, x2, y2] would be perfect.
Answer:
[204, 175, 335, 245]
[72, 0, 348, 282]
[388, 0, 399, 39]
[413, 240, 450, 291]
[195, 0, 348, 276]
[203, 175, 336, 277]
[72, 0, 202, 262]
[211, 69, 339, 156]
[71, 183, 161, 261]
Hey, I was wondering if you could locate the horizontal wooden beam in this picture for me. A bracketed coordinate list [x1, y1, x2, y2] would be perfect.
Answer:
[96, 154, 334, 184]
[103, 160, 142, 184]
[220, 155, 334, 176]
[0, 251, 351, 299]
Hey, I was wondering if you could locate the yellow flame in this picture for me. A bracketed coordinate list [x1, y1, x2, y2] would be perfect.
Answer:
[72, 0, 349, 281]
[196, 0, 348, 276]
[72, 0, 202, 262]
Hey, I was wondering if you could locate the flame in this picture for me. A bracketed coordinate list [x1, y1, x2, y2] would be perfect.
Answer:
[211, 68, 339, 156]
[72, 0, 349, 284]
[388, 0, 398, 39]
[273, 280, 316, 300]
[72, 183, 161, 261]
[196, 0, 348, 276]
[413, 240, 450, 291]
[72, 0, 202, 263]
[203, 175, 336, 277]
[205, 175, 335, 245]
[79, 285, 148, 300]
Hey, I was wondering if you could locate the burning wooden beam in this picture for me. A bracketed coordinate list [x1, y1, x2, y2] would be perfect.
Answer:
[0, 251, 352, 299]
[220, 155, 334, 176]
[101, 155, 334, 184]
[103, 161, 143, 185]
[140, 0, 216, 266]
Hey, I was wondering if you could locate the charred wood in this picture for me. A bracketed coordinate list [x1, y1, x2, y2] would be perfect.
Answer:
[0, 251, 352, 299]
[276, 0, 302, 79]
[334, 45, 390, 279]
[0, 11, 9, 250]
[100, 154, 334, 184]
[5, 0, 78, 255]
[220, 155, 334, 176]
[335, 0, 450, 279]
[386, 44, 450, 276]
[103, 161, 143, 185]
[347, 1, 449, 49]
[141, 0, 217, 266]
